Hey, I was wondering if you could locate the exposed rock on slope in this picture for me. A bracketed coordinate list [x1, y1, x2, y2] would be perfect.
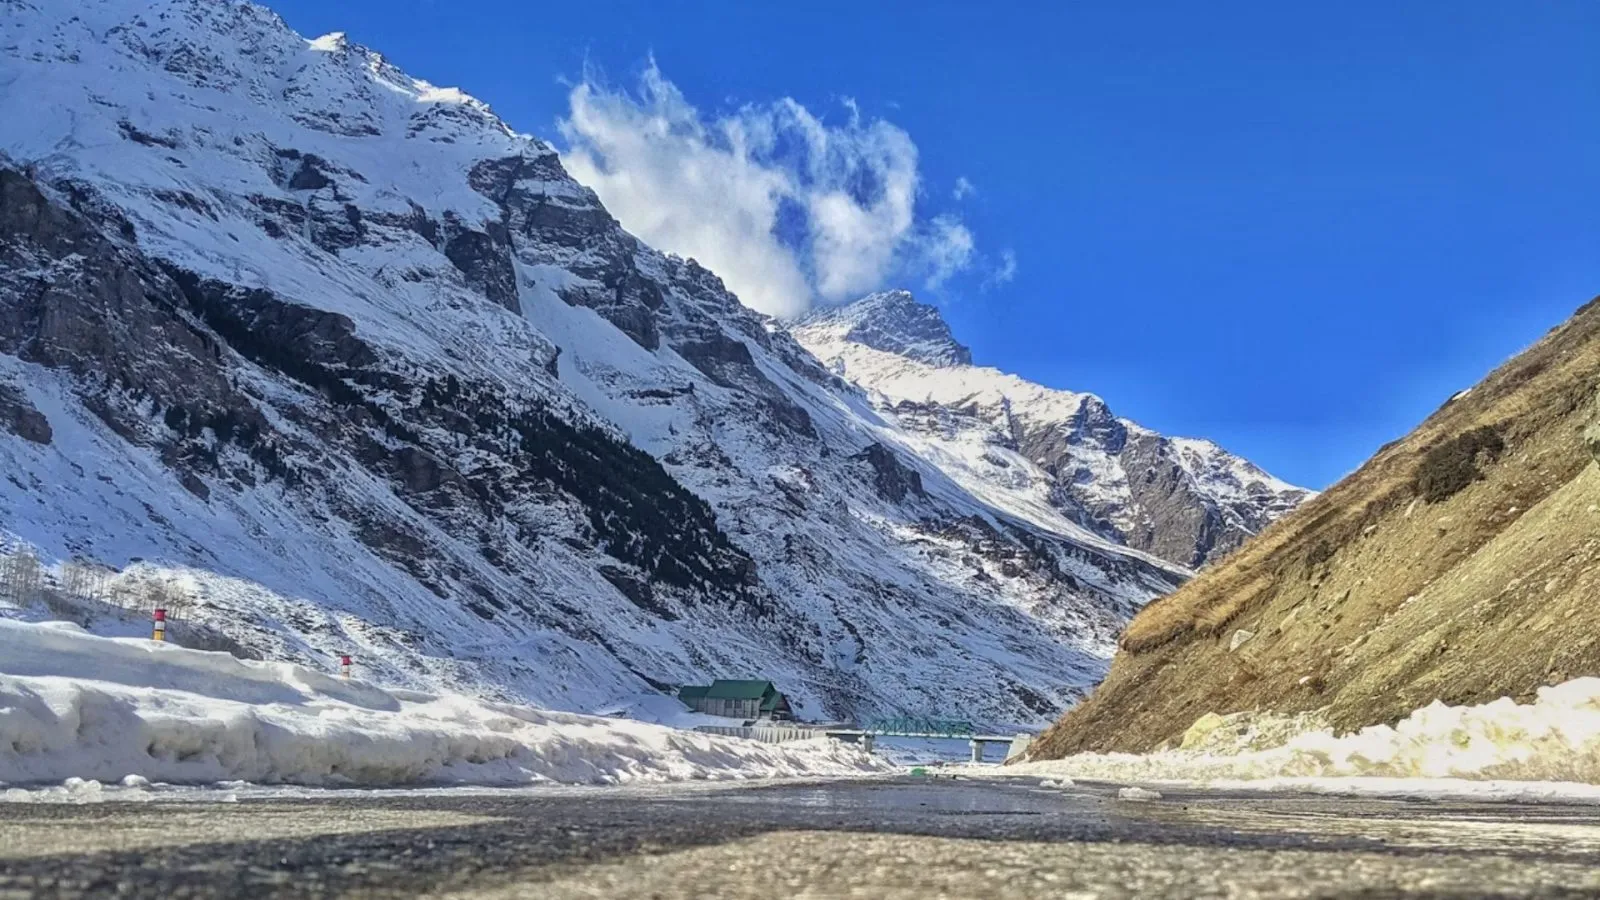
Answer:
[0, 0, 1185, 727]
[793, 291, 1312, 569]
[1032, 295, 1600, 757]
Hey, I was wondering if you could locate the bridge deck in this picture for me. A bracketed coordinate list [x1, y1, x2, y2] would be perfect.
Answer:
[824, 730, 1018, 742]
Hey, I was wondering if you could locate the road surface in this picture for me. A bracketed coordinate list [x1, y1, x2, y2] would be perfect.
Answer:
[3, 776, 1600, 898]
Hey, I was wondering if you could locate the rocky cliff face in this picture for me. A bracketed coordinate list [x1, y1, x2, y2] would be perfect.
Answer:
[1032, 295, 1600, 757]
[793, 291, 1312, 570]
[0, 0, 1187, 727]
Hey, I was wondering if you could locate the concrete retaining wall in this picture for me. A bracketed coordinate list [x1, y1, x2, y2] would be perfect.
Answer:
[693, 725, 828, 744]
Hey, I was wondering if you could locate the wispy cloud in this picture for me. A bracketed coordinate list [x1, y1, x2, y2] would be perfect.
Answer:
[952, 176, 976, 201]
[921, 215, 975, 290]
[982, 249, 1018, 291]
[558, 61, 979, 317]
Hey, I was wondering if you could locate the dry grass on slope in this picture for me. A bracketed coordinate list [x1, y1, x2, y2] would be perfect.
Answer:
[1032, 296, 1600, 757]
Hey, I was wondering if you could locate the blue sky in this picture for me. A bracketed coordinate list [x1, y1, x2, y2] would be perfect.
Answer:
[268, 0, 1599, 489]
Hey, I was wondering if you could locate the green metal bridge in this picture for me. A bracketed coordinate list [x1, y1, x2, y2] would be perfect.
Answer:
[823, 716, 1027, 761]
[694, 716, 1031, 762]
[860, 716, 980, 738]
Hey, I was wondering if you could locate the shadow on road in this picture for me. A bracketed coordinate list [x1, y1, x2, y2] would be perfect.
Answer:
[4, 776, 1600, 898]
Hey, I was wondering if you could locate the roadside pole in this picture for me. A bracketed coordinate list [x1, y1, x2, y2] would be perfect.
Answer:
[152, 608, 166, 642]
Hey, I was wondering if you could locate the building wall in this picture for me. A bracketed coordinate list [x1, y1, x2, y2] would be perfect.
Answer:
[688, 694, 783, 720]
[700, 697, 759, 718]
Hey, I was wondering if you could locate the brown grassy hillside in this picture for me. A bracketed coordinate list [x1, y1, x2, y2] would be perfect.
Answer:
[1032, 296, 1600, 758]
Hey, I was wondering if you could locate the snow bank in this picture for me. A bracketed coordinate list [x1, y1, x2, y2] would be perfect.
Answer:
[1016, 679, 1600, 787]
[0, 620, 890, 788]
[1181, 777, 1600, 804]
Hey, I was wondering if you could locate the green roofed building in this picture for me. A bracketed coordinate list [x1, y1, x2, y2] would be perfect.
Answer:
[677, 679, 793, 721]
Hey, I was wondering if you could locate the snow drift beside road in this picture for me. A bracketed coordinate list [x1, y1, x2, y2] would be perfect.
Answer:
[0, 620, 890, 788]
[1016, 678, 1600, 787]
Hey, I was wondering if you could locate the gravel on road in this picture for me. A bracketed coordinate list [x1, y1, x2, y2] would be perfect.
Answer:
[3, 776, 1599, 898]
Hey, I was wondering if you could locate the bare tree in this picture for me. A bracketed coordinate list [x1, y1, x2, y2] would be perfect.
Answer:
[59, 558, 113, 603]
[143, 578, 193, 621]
[0, 549, 42, 604]
[167, 581, 193, 621]
[101, 570, 145, 614]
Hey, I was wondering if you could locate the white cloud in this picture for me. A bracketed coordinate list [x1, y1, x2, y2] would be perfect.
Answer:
[558, 61, 978, 317]
[952, 177, 976, 201]
[983, 249, 1018, 291]
[918, 215, 975, 290]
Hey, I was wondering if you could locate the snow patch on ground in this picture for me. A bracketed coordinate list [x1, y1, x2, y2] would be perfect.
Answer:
[0, 620, 890, 789]
[1181, 777, 1600, 805]
[1014, 679, 1600, 794]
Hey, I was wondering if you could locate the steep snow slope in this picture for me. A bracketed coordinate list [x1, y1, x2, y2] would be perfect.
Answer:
[0, 0, 1185, 728]
[794, 291, 1311, 568]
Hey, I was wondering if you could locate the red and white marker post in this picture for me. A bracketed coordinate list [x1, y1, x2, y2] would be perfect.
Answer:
[152, 608, 167, 642]
[339, 654, 352, 680]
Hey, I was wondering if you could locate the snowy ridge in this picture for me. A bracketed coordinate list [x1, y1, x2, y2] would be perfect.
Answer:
[0, 0, 1186, 730]
[793, 294, 1312, 568]
[800, 290, 973, 368]
[1167, 436, 1307, 523]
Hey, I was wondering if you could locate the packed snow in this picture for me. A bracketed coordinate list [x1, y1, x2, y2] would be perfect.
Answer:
[1170, 777, 1600, 805]
[1013, 679, 1600, 797]
[0, 619, 890, 790]
[0, 774, 869, 806]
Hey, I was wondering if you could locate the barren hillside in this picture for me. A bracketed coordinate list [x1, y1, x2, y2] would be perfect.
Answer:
[1033, 296, 1600, 757]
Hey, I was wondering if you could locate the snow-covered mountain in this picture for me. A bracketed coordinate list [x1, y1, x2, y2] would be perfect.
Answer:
[793, 291, 1312, 568]
[0, 0, 1197, 728]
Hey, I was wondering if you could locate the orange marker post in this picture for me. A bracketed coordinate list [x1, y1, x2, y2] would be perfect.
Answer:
[340, 654, 352, 680]
[152, 608, 166, 642]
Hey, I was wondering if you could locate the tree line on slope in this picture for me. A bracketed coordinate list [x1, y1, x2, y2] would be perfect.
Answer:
[0, 547, 254, 656]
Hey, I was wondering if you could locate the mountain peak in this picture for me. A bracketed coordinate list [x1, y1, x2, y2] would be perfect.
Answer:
[308, 31, 351, 52]
[796, 290, 973, 368]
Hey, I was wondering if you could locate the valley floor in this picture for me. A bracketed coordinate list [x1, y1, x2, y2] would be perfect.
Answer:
[4, 777, 1600, 898]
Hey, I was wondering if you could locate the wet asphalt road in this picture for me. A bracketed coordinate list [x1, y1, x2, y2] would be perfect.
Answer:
[3, 776, 1600, 898]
